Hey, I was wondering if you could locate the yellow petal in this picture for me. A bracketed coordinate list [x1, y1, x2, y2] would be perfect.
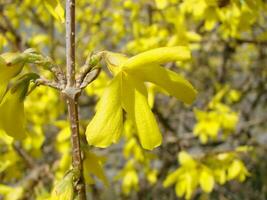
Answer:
[227, 159, 244, 180]
[85, 75, 123, 147]
[103, 51, 128, 75]
[184, 173, 195, 200]
[129, 65, 197, 104]
[5, 187, 24, 200]
[83, 151, 108, 186]
[124, 46, 191, 70]
[178, 151, 196, 167]
[146, 169, 158, 185]
[199, 168, 214, 193]
[0, 53, 24, 102]
[122, 74, 162, 150]
[163, 169, 183, 187]
[44, 0, 65, 23]
[0, 87, 26, 140]
[175, 180, 186, 197]
[122, 169, 139, 195]
[155, 0, 168, 9]
[214, 169, 226, 185]
[52, 172, 74, 200]
[0, 82, 8, 103]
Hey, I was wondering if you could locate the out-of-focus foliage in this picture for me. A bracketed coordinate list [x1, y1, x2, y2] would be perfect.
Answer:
[163, 149, 250, 199]
[44, 0, 65, 23]
[0, 0, 267, 199]
[194, 86, 240, 143]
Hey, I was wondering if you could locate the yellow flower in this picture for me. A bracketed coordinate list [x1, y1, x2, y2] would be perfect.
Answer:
[0, 53, 24, 102]
[146, 169, 158, 185]
[44, 0, 65, 23]
[83, 150, 108, 186]
[86, 46, 197, 150]
[0, 83, 27, 140]
[0, 73, 38, 140]
[116, 160, 139, 195]
[51, 172, 74, 200]
[122, 169, 139, 195]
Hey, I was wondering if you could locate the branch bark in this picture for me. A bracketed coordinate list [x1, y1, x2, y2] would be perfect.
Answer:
[66, 0, 76, 88]
[65, 0, 86, 199]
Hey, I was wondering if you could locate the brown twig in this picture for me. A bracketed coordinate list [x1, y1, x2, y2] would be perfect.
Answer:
[12, 141, 36, 168]
[35, 77, 62, 90]
[0, 10, 23, 50]
[65, 0, 86, 199]
[236, 38, 267, 45]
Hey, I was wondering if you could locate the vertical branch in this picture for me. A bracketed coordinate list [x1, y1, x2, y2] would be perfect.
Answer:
[66, 0, 76, 87]
[65, 0, 86, 199]
[66, 97, 86, 200]
[49, 17, 55, 59]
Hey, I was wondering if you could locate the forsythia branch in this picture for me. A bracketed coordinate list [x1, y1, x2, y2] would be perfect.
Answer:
[65, 0, 86, 199]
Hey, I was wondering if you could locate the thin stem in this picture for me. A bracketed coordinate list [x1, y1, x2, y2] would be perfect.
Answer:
[66, 97, 86, 200]
[66, 0, 76, 87]
[12, 141, 36, 168]
[65, 0, 86, 199]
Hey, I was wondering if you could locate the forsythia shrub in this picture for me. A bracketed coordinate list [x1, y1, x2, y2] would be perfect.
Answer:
[0, 0, 266, 199]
